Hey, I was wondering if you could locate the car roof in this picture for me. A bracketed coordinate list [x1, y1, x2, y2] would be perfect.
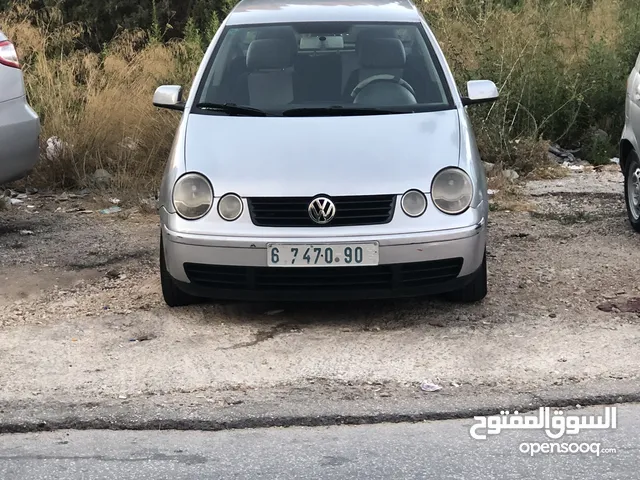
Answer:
[225, 0, 423, 26]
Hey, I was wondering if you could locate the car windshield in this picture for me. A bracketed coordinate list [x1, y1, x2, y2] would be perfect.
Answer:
[192, 22, 454, 116]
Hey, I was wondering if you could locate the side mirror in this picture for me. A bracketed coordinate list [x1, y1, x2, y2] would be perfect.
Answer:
[461, 80, 499, 106]
[153, 85, 185, 111]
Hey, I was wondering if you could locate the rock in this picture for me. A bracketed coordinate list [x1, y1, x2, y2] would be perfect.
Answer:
[502, 169, 519, 181]
[106, 269, 121, 280]
[45, 136, 69, 162]
[482, 161, 496, 173]
[548, 152, 564, 164]
[593, 128, 609, 143]
[92, 169, 112, 188]
[597, 301, 615, 313]
[139, 197, 159, 213]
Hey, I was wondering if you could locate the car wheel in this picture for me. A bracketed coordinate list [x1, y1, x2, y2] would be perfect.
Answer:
[624, 151, 640, 233]
[442, 251, 488, 303]
[160, 234, 199, 307]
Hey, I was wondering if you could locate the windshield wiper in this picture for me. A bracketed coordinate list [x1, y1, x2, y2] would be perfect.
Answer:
[194, 102, 269, 117]
[282, 106, 409, 117]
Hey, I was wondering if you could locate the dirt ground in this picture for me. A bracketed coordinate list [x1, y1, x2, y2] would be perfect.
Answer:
[1, 165, 640, 407]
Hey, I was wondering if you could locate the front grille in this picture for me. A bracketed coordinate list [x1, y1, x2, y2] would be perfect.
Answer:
[247, 195, 396, 227]
[183, 258, 463, 292]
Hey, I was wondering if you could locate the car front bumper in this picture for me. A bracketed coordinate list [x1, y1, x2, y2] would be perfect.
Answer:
[162, 218, 487, 301]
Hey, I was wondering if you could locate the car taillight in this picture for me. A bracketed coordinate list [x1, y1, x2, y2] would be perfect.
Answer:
[0, 40, 20, 69]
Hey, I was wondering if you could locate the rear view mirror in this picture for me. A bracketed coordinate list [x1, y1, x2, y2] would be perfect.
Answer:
[153, 85, 185, 111]
[462, 80, 499, 106]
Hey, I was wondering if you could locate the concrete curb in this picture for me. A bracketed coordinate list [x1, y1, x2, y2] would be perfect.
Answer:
[1, 379, 638, 434]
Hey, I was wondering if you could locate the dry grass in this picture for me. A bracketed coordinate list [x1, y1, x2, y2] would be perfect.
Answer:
[1, 0, 635, 191]
[486, 170, 532, 212]
[2, 3, 201, 190]
[527, 164, 570, 181]
[490, 193, 534, 213]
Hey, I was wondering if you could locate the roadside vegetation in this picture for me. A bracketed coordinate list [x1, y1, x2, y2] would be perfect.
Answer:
[1, 0, 638, 190]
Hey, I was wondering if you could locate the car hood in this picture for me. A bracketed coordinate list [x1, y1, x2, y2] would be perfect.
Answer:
[184, 109, 460, 197]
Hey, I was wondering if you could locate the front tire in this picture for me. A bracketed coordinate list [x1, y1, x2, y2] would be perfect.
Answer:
[443, 252, 488, 303]
[624, 151, 640, 233]
[160, 234, 199, 307]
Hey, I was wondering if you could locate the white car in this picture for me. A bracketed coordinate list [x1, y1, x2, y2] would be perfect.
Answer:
[0, 31, 40, 185]
[622, 51, 640, 232]
[153, 0, 499, 307]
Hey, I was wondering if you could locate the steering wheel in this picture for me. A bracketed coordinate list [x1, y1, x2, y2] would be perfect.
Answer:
[350, 74, 417, 100]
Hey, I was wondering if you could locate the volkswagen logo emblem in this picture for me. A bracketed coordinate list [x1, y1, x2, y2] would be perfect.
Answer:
[308, 197, 336, 224]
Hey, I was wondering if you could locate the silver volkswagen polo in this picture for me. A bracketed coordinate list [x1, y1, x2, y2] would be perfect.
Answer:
[153, 0, 499, 307]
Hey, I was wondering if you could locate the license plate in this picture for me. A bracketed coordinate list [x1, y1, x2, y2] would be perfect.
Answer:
[267, 243, 379, 267]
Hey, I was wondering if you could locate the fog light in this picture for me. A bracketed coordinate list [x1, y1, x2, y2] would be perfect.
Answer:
[218, 193, 243, 221]
[401, 190, 427, 217]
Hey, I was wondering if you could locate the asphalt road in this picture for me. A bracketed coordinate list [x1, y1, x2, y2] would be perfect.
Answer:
[0, 404, 635, 479]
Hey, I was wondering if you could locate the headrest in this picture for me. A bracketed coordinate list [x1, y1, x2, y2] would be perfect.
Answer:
[359, 38, 406, 69]
[356, 27, 397, 53]
[246, 39, 293, 70]
[256, 25, 298, 52]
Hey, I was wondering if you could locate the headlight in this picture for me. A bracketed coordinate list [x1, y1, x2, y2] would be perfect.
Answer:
[431, 168, 473, 214]
[218, 193, 243, 221]
[172, 173, 213, 220]
[401, 189, 427, 217]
